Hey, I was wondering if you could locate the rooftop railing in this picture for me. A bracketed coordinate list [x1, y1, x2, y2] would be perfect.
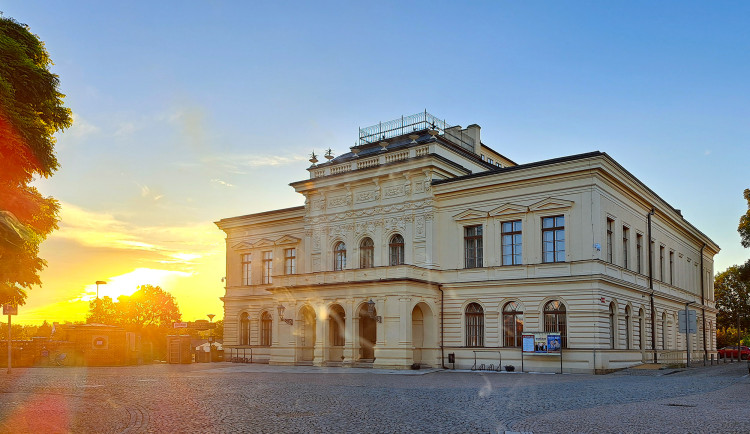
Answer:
[358, 110, 474, 152]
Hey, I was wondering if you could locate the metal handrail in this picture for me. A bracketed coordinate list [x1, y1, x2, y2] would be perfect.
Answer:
[358, 110, 474, 151]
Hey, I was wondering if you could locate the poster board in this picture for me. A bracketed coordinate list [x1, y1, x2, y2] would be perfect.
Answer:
[522, 332, 562, 355]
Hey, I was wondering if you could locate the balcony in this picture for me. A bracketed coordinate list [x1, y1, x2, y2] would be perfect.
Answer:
[272, 265, 439, 287]
[310, 144, 430, 179]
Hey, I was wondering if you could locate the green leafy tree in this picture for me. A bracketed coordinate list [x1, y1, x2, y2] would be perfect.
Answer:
[198, 319, 223, 341]
[34, 320, 52, 338]
[85, 286, 182, 329]
[714, 262, 750, 330]
[84, 285, 182, 361]
[0, 15, 72, 305]
[86, 296, 119, 324]
[740, 189, 750, 248]
[117, 285, 181, 329]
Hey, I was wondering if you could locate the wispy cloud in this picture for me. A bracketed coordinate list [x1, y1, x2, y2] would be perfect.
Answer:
[200, 154, 308, 174]
[139, 184, 165, 201]
[114, 121, 138, 137]
[54, 202, 222, 262]
[66, 112, 100, 139]
[210, 179, 235, 188]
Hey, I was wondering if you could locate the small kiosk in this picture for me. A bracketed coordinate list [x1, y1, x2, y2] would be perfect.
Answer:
[166, 335, 192, 364]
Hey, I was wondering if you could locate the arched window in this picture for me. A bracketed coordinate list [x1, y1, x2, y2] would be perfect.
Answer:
[360, 237, 374, 268]
[661, 312, 667, 350]
[609, 303, 616, 349]
[240, 313, 250, 346]
[260, 311, 272, 346]
[503, 302, 523, 347]
[389, 234, 405, 266]
[625, 306, 631, 349]
[639, 308, 645, 350]
[544, 300, 567, 348]
[465, 303, 484, 347]
[334, 242, 346, 271]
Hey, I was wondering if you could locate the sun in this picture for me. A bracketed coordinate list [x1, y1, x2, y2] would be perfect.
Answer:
[80, 268, 192, 301]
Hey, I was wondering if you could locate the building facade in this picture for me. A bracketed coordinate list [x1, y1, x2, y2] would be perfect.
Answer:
[216, 112, 719, 373]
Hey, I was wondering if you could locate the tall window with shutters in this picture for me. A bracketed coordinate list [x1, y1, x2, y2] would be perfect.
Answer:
[389, 234, 405, 266]
[542, 216, 565, 263]
[260, 311, 272, 346]
[241, 253, 252, 286]
[502, 302, 524, 347]
[544, 300, 567, 348]
[501, 220, 522, 265]
[465, 303, 484, 347]
[464, 225, 483, 268]
[359, 238, 374, 268]
[334, 242, 346, 271]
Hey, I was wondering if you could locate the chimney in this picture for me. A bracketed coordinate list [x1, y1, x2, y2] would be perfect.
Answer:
[466, 124, 481, 154]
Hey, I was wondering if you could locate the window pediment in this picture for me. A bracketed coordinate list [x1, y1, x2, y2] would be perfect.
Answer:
[232, 241, 254, 251]
[488, 203, 528, 217]
[529, 197, 574, 212]
[453, 209, 488, 221]
[253, 238, 275, 248]
[275, 235, 301, 246]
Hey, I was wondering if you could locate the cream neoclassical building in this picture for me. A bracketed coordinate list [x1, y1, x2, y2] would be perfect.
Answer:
[216, 111, 719, 373]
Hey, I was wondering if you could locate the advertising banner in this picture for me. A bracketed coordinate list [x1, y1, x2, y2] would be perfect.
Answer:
[522, 332, 562, 355]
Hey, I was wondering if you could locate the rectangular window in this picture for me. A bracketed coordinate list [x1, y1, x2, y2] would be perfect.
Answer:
[464, 225, 483, 268]
[262, 251, 273, 284]
[241, 253, 252, 285]
[669, 250, 674, 285]
[606, 218, 614, 264]
[650, 240, 655, 276]
[542, 215, 565, 263]
[659, 246, 665, 281]
[636, 234, 643, 273]
[622, 226, 629, 269]
[501, 220, 522, 265]
[284, 248, 296, 275]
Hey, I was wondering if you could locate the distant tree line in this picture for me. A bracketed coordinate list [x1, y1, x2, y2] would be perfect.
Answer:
[715, 189, 750, 348]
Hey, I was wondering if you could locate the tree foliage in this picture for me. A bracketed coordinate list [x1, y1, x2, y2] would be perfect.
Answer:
[86, 285, 182, 330]
[714, 261, 750, 330]
[740, 188, 750, 248]
[0, 15, 72, 305]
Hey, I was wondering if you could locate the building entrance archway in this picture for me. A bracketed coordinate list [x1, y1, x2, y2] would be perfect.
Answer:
[327, 304, 346, 363]
[357, 304, 377, 361]
[298, 305, 316, 362]
[411, 302, 437, 367]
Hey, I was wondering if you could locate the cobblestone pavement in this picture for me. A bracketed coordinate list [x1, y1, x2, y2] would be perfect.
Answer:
[0, 361, 748, 433]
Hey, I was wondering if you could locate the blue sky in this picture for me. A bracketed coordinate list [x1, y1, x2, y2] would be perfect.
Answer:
[1, 1, 748, 323]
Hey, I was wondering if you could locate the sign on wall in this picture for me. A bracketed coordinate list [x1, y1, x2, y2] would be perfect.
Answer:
[522, 332, 562, 355]
[678, 309, 698, 334]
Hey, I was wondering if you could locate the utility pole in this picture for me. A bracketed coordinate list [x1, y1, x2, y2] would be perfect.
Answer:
[4, 304, 17, 374]
[95, 280, 107, 299]
[738, 312, 742, 363]
[6, 311, 11, 374]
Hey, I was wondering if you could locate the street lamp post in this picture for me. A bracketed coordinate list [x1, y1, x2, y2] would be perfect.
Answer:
[685, 302, 695, 368]
[207, 314, 215, 363]
[95, 280, 107, 299]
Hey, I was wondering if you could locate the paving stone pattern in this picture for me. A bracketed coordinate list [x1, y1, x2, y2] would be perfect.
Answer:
[0, 362, 748, 433]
